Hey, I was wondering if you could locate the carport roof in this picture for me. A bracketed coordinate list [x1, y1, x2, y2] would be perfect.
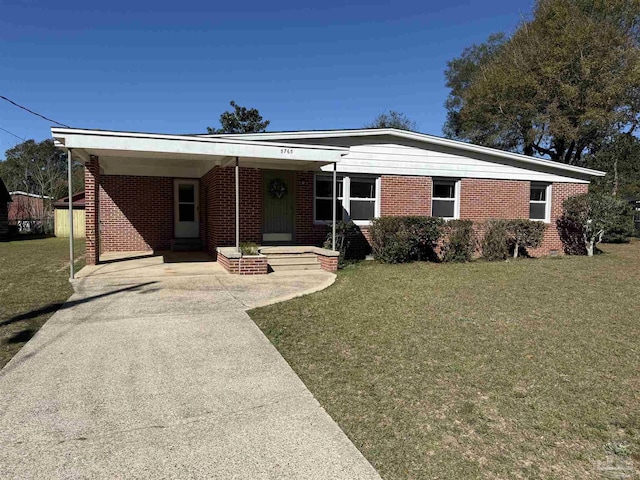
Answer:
[51, 127, 347, 177]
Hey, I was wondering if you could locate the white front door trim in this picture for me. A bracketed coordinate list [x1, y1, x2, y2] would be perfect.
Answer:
[174, 179, 200, 238]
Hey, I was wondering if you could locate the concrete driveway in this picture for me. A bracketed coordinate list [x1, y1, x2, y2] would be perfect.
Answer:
[0, 270, 381, 479]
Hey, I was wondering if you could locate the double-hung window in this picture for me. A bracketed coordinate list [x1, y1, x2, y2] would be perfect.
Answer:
[432, 179, 460, 219]
[314, 174, 380, 225]
[348, 177, 377, 222]
[314, 175, 344, 222]
[529, 183, 551, 222]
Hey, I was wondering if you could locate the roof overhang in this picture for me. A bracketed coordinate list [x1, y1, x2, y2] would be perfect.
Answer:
[52, 128, 347, 177]
[205, 128, 606, 179]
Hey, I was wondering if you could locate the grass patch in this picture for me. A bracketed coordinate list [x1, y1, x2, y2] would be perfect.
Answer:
[0, 237, 85, 368]
[250, 241, 640, 479]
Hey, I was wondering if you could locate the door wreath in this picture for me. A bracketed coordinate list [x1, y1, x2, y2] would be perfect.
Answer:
[268, 178, 288, 199]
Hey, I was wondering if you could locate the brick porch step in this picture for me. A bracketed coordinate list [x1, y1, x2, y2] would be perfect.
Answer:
[258, 246, 339, 273]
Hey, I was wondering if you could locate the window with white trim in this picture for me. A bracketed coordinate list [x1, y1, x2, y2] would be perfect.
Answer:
[314, 174, 380, 225]
[529, 183, 551, 222]
[348, 177, 377, 222]
[432, 179, 460, 219]
[314, 176, 344, 222]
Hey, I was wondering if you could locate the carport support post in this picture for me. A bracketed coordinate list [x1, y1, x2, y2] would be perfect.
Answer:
[68, 149, 74, 280]
[332, 162, 337, 251]
[235, 157, 240, 253]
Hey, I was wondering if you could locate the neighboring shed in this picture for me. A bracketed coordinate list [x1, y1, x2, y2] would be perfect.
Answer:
[54, 191, 85, 238]
[0, 178, 11, 240]
[8, 191, 53, 233]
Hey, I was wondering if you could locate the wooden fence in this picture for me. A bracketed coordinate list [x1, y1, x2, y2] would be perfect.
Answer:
[54, 208, 85, 238]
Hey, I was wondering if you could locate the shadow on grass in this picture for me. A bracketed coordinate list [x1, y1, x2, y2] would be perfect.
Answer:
[5, 329, 38, 344]
[0, 282, 159, 328]
[1, 233, 56, 243]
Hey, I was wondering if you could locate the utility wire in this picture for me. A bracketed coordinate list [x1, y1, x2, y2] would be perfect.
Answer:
[0, 126, 26, 141]
[0, 95, 70, 128]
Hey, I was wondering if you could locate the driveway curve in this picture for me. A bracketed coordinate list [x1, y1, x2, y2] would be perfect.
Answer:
[0, 272, 381, 480]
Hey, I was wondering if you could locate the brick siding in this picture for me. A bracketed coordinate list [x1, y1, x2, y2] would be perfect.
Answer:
[381, 175, 432, 216]
[85, 157, 100, 265]
[100, 175, 173, 253]
[318, 253, 338, 272]
[85, 162, 591, 263]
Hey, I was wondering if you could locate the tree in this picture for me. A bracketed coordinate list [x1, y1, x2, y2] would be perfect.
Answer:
[365, 111, 418, 131]
[444, 0, 640, 166]
[588, 133, 640, 197]
[207, 101, 270, 134]
[557, 193, 634, 256]
[0, 139, 83, 217]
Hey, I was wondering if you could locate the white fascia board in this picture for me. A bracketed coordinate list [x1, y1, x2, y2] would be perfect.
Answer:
[51, 128, 347, 164]
[206, 128, 606, 178]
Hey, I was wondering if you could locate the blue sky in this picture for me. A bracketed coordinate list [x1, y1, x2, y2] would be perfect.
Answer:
[0, 0, 533, 153]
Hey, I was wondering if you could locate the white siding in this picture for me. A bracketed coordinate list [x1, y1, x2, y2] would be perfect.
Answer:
[320, 144, 590, 183]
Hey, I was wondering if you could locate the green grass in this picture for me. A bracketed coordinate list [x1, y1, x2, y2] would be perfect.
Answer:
[250, 241, 640, 479]
[0, 236, 85, 368]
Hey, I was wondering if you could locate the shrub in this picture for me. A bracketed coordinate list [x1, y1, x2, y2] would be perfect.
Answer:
[557, 193, 634, 256]
[239, 242, 259, 256]
[440, 220, 476, 262]
[482, 220, 511, 261]
[506, 220, 546, 259]
[323, 220, 369, 268]
[369, 216, 443, 264]
[482, 219, 548, 260]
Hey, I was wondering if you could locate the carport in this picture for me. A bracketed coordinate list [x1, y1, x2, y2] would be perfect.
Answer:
[52, 128, 347, 278]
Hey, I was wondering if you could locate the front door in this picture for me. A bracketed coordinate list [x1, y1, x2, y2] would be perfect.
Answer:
[174, 179, 199, 238]
[263, 170, 294, 243]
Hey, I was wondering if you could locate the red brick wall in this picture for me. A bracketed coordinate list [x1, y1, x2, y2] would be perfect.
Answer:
[99, 175, 173, 253]
[238, 256, 269, 275]
[85, 157, 100, 265]
[459, 179, 530, 221]
[318, 254, 338, 272]
[200, 166, 262, 254]
[381, 176, 432, 216]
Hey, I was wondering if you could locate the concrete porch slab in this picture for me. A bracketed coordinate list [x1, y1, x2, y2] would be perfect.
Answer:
[76, 251, 226, 279]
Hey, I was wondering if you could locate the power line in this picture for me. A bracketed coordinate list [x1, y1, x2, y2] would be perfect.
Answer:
[0, 126, 25, 141]
[0, 95, 70, 128]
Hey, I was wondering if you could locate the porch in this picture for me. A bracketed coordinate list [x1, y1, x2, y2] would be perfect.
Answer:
[52, 128, 346, 278]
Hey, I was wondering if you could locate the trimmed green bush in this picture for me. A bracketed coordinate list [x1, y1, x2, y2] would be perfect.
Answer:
[482, 220, 511, 261]
[440, 220, 476, 262]
[506, 220, 546, 259]
[482, 219, 547, 260]
[369, 216, 444, 264]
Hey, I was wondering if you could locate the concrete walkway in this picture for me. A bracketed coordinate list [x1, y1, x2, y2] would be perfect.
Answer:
[0, 270, 381, 479]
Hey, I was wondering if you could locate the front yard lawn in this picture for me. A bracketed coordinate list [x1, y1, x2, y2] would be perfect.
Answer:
[0, 237, 84, 368]
[250, 241, 640, 479]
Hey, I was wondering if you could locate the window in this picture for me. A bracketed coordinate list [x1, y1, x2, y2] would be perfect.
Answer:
[349, 177, 376, 221]
[530, 183, 550, 221]
[314, 174, 380, 224]
[315, 176, 344, 222]
[432, 179, 459, 219]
